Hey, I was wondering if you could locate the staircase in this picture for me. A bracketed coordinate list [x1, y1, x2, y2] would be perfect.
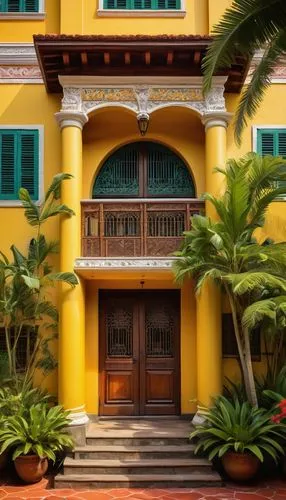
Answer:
[55, 418, 222, 489]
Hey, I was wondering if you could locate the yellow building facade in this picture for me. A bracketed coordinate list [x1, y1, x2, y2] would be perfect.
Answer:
[0, 0, 285, 434]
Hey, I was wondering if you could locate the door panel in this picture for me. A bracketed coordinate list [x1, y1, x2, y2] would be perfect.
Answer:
[141, 293, 180, 415]
[99, 290, 180, 416]
[99, 294, 139, 416]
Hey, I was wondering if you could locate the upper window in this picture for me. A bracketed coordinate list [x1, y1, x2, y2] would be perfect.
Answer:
[0, 129, 39, 201]
[0, 0, 39, 11]
[93, 142, 195, 199]
[103, 0, 180, 9]
[256, 128, 286, 193]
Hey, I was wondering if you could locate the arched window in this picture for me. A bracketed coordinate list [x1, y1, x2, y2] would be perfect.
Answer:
[93, 142, 195, 198]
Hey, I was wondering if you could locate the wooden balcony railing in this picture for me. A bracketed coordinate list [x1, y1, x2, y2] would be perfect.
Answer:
[81, 199, 204, 258]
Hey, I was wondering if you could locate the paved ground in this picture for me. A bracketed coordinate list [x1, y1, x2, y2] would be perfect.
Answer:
[0, 477, 285, 500]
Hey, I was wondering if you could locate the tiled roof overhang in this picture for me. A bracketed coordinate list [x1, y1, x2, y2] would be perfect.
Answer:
[34, 34, 250, 93]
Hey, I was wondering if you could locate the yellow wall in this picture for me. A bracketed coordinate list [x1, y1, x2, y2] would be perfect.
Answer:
[0, 0, 59, 42]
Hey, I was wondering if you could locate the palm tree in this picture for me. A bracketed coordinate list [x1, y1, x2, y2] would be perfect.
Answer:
[203, 0, 286, 142]
[173, 153, 286, 406]
[0, 173, 78, 389]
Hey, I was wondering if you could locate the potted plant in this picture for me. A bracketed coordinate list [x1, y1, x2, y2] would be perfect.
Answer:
[191, 396, 286, 481]
[0, 403, 73, 483]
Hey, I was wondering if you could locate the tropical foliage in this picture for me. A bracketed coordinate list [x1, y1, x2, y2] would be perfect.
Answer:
[0, 385, 52, 418]
[0, 403, 73, 462]
[191, 396, 286, 463]
[173, 153, 286, 406]
[203, 0, 286, 141]
[0, 173, 78, 391]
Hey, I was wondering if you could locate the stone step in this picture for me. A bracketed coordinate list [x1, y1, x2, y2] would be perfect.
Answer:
[64, 457, 210, 475]
[86, 436, 189, 446]
[74, 443, 196, 460]
[55, 472, 222, 489]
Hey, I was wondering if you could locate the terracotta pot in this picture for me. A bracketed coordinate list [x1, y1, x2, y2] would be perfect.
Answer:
[0, 451, 8, 471]
[14, 455, 48, 483]
[222, 451, 260, 481]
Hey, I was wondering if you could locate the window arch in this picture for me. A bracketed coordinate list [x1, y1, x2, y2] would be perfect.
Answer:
[92, 142, 195, 198]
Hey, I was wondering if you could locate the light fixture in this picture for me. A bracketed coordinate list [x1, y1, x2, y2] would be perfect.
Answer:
[137, 112, 149, 136]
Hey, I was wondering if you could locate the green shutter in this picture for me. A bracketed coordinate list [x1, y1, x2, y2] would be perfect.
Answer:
[103, 0, 180, 8]
[19, 130, 39, 198]
[23, 0, 38, 11]
[257, 128, 286, 196]
[0, 0, 38, 11]
[0, 132, 16, 199]
[0, 129, 39, 201]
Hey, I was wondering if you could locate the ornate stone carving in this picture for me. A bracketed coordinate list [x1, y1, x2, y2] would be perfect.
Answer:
[135, 86, 150, 112]
[61, 87, 82, 112]
[74, 257, 175, 269]
[205, 86, 226, 112]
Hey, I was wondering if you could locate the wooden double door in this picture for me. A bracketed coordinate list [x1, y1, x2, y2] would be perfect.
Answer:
[99, 290, 180, 416]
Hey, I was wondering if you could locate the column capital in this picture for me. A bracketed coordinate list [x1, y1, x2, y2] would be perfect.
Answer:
[55, 111, 88, 130]
[201, 111, 233, 131]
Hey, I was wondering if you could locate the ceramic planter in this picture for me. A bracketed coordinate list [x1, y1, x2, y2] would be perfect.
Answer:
[14, 455, 48, 483]
[222, 451, 260, 481]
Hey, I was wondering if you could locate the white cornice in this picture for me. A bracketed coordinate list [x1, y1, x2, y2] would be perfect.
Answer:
[0, 43, 37, 65]
[246, 49, 286, 84]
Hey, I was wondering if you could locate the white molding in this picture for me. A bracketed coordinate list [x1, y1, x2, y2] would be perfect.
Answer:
[0, 43, 43, 84]
[0, 13, 45, 20]
[97, 8, 186, 17]
[0, 125, 44, 205]
[0, 43, 37, 64]
[74, 257, 176, 270]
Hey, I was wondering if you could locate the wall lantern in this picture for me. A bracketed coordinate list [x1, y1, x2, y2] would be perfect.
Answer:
[137, 112, 149, 136]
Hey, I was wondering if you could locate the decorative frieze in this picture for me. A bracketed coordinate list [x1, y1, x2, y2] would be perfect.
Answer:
[60, 77, 228, 118]
[0, 43, 43, 84]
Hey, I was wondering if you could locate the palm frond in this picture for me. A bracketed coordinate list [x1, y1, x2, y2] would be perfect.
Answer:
[44, 173, 73, 202]
[234, 32, 286, 141]
[203, 0, 286, 94]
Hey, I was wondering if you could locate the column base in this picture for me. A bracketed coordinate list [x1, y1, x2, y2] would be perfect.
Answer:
[68, 411, 89, 446]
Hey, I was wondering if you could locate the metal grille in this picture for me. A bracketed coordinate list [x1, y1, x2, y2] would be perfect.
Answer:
[145, 302, 175, 357]
[104, 213, 140, 237]
[0, 326, 37, 371]
[148, 211, 185, 236]
[92, 142, 195, 198]
[93, 145, 139, 196]
[147, 145, 195, 197]
[107, 305, 133, 357]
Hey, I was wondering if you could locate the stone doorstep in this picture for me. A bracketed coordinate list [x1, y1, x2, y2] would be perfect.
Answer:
[54, 472, 222, 489]
[74, 443, 196, 459]
[63, 456, 212, 475]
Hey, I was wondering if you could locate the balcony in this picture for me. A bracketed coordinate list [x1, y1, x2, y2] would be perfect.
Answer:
[81, 199, 204, 258]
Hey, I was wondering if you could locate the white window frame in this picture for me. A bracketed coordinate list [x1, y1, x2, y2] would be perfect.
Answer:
[0, 125, 44, 207]
[97, 0, 186, 17]
[0, 0, 45, 19]
[252, 125, 286, 201]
